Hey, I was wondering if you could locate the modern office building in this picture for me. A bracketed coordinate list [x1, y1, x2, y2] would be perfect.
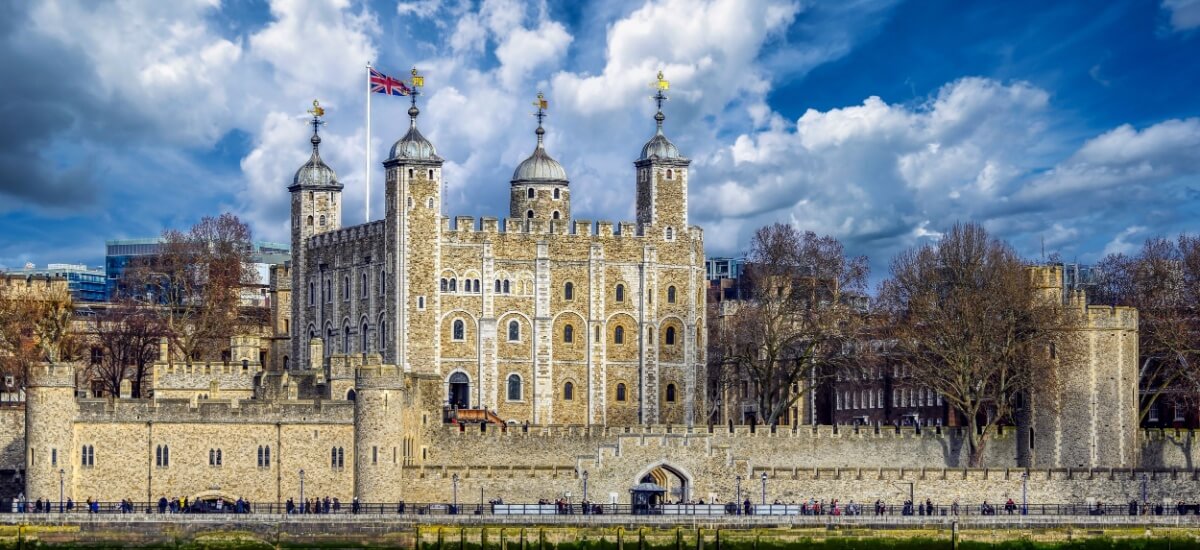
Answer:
[6, 263, 106, 303]
[105, 238, 290, 299]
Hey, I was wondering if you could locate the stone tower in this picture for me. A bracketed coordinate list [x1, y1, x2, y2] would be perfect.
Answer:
[635, 72, 690, 235]
[1025, 265, 1140, 468]
[289, 101, 343, 373]
[24, 363, 78, 502]
[383, 85, 443, 373]
[510, 92, 570, 222]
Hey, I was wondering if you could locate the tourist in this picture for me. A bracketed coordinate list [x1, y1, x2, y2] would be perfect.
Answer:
[66, 498, 74, 512]
[951, 500, 959, 516]
[1005, 498, 1016, 514]
[397, 500, 406, 514]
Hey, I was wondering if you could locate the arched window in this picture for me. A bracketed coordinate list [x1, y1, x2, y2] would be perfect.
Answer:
[667, 286, 677, 303]
[563, 381, 574, 401]
[343, 276, 350, 300]
[453, 319, 465, 341]
[563, 324, 574, 343]
[342, 322, 351, 353]
[428, 169, 434, 179]
[379, 269, 386, 296]
[408, 168, 414, 178]
[361, 273, 367, 299]
[508, 320, 520, 341]
[257, 446, 264, 468]
[615, 284, 625, 302]
[527, 187, 535, 199]
[209, 449, 215, 466]
[308, 282, 314, 305]
[553, 188, 561, 199]
[503, 280, 510, 294]
[665, 326, 676, 346]
[614, 326, 624, 344]
[564, 282, 574, 300]
[666, 384, 676, 402]
[616, 383, 627, 402]
[319, 215, 326, 226]
[427, 197, 434, 208]
[494, 279, 501, 293]
[648, 329, 654, 345]
[306, 215, 314, 227]
[666, 169, 674, 180]
[526, 210, 534, 219]
[379, 316, 387, 349]
[665, 227, 674, 240]
[552, 211, 560, 220]
[449, 278, 457, 292]
[347, 389, 357, 401]
[331, 447, 338, 468]
[264, 446, 271, 467]
[361, 321, 369, 351]
[282, 356, 289, 370]
[507, 374, 522, 401]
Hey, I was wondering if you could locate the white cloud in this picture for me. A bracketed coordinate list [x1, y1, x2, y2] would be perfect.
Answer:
[1163, 0, 1200, 32]
[1103, 226, 1148, 256]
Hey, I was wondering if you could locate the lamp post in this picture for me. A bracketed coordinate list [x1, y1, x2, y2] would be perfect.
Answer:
[735, 475, 742, 514]
[1141, 473, 1148, 504]
[299, 469, 305, 513]
[760, 472, 767, 505]
[1021, 472, 1028, 515]
[582, 470, 589, 502]
[452, 473, 459, 511]
[58, 469, 64, 513]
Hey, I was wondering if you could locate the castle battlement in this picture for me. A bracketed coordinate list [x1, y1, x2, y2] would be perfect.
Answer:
[436, 423, 1016, 441]
[306, 219, 386, 249]
[440, 214, 657, 241]
[26, 362, 77, 388]
[72, 396, 355, 424]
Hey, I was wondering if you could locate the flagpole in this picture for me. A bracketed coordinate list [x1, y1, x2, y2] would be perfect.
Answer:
[365, 61, 372, 223]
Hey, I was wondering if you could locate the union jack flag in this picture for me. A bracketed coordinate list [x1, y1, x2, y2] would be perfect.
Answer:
[370, 68, 410, 96]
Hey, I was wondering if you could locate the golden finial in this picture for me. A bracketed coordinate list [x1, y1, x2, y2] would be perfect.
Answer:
[411, 67, 424, 88]
[656, 70, 669, 90]
[307, 99, 325, 118]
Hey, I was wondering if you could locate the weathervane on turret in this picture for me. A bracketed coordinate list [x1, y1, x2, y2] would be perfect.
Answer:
[651, 71, 669, 131]
[533, 91, 549, 145]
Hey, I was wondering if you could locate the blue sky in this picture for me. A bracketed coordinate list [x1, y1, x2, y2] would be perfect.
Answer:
[1, 0, 1198, 283]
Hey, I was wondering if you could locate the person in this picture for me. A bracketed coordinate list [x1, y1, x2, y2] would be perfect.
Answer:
[286, 498, 295, 514]
[743, 498, 752, 516]
[397, 500, 406, 514]
[1005, 498, 1016, 515]
[1129, 499, 1139, 516]
[352, 496, 360, 514]
[951, 500, 959, 516]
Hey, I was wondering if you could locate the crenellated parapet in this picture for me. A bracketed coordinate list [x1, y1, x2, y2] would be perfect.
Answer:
[305, 219, 386, 250]
[26, 362, 77, 389]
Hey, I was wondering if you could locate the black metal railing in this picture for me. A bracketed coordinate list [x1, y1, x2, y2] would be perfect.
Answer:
[5, 501, 1199, 517]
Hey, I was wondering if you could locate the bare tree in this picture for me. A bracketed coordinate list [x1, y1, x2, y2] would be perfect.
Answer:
[1093, 235, 1200, 420]
[713, 224, 869, 426]
[128, 213, 258, 367]
[88, 299, 163, 398]
[0, 276, 78, 397]
[878, 222, 1067, 466]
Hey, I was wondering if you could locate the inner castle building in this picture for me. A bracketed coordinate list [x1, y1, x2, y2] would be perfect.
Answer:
[4, 78, 1191, 510]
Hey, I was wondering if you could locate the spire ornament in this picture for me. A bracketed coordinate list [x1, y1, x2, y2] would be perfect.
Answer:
[651, 71, 669, 133]
[407, 67, 425, 127]
[307, 99, 326, 150]
[533, 91, 548, 145]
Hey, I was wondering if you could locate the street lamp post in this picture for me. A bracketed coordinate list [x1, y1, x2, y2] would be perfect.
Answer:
[299, 469, 306, 513]
[582, 470, 589, 502]
[452, 473, 459, 512]
[760, 472, 767, 506]
[58, 469, 64, 513]
[1141, 473, 1148, 505]
[735, 475, 742, 514]
[1021, 472, 1028, 515]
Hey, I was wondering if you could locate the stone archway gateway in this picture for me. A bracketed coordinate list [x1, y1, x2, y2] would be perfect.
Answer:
[636, 462, 690, 503]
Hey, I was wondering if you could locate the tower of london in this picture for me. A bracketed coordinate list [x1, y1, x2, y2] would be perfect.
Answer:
[284, 86, 706, 426]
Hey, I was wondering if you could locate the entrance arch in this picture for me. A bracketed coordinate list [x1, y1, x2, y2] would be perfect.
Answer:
[447, 371, 470, 408]
[635, 462, 692, 503]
